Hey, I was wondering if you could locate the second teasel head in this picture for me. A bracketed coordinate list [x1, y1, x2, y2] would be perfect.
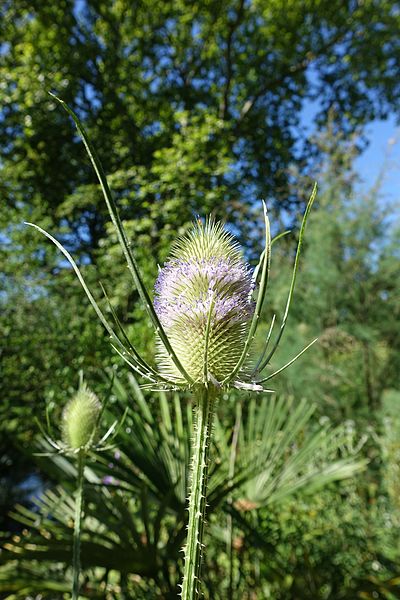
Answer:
[62, 382, 101, 450]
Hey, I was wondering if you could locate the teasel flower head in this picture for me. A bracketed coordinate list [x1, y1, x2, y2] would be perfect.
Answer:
[154, 219, 255, 386]
[62, 382, 101, 450]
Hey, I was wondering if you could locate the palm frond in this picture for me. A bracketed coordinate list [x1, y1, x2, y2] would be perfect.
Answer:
[211, 395, 366, 508]
[1, 373, 365, 597]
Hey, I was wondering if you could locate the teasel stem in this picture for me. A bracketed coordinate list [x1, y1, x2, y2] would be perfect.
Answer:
[72, 450, 85, 600]
[181, 386, 216, 600]
[227, 401, 242, 600]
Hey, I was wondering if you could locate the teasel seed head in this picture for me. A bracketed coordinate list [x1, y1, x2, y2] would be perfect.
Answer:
[154, 219, 255, 386]
[62, 382, 101, 450]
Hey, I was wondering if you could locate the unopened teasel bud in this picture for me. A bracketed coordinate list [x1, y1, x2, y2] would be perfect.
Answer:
[62, 383, 101, 450]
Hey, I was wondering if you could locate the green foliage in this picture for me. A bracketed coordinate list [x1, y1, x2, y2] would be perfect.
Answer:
[380, 390, 400, 520]
[0, 373, 364, 598]
[246, 486, 400, 600]
[256, 124, 400, 423]
[3, 0, 400, 244]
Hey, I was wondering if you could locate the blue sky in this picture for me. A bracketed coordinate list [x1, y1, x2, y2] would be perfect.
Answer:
[354, 117, 400, 203]
[299, 64, 400, 207]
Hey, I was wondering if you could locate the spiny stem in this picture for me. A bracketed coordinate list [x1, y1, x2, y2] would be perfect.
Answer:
[181, 386, 216, 600]
[227, 401, 242, 600]
[72, 450, 85, 600]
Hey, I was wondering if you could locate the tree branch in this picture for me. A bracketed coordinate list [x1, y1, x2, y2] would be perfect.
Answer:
[219, 0, 245, 120]
[237, 26, 350, 125]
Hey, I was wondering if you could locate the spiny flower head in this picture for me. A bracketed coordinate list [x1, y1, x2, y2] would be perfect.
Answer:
[62, 382, 101, 450]
[154, 219, 255, 385]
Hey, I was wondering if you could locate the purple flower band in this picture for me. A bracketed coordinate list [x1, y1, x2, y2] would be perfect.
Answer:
[154, 256, 255, 330]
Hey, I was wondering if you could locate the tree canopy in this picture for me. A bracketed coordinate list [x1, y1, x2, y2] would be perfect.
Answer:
[1, 0, 400, 263]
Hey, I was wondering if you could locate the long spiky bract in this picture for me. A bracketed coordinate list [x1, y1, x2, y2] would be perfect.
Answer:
[221, 200, 271, 385]
[24, 222, 159, 384]
[252, 183, 317, 380]
[26, 94, 318, 599]
[48, 92, 194, 386]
